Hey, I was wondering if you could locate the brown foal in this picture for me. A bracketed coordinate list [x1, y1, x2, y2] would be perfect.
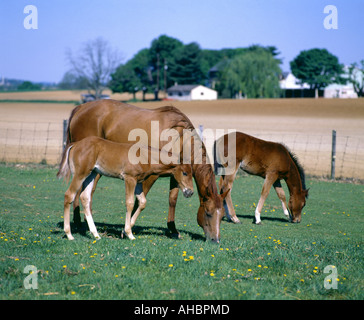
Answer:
[215, 132, 308, 224]
[57, 136, 194, 240]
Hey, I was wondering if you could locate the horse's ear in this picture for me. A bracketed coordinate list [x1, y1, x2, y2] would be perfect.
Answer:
[304, 188, 310, 199]
[220, 189, 230, 200]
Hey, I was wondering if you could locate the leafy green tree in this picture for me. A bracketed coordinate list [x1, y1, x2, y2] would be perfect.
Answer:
[169, 42, 204, 85]
[17, 81, 41, 91]
[149, 35, 183, 90]
[127, 48, 153, 90]
[109, 64, 142, 100]
[200, 48, 248, 80]
[348, 60, 364, 97]
[290, 48, 344, 90]
[219, 47, 281, 98]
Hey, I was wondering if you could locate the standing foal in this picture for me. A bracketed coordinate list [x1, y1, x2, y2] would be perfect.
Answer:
[57, 136, 194, 240]
[214, 132, 308, 224]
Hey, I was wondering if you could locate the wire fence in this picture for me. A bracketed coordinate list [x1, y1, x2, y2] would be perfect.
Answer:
[0, 120, 363, 181]
[0, 121, 63, 165]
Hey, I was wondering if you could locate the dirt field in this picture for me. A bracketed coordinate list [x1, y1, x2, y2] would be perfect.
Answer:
[0, 89, 155, 102]
[0, 92, 363, 179]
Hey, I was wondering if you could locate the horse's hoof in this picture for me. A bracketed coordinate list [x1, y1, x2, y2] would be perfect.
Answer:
[254, 221, 262, 225]
[167, 232, 181, 239]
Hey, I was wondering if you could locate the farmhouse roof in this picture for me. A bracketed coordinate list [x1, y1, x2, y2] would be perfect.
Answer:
[167, 84, 200, 93]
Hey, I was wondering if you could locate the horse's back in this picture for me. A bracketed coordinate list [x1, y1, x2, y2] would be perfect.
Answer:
[231, 132, 292, 176]
[69, 99, 193, 144]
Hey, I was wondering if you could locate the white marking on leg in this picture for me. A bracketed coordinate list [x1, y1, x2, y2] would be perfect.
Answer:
[283, 208, 290, 217]
[85, 214, 100, 240]
[255, 208, 261, 224]
[80, 177, 101, 240]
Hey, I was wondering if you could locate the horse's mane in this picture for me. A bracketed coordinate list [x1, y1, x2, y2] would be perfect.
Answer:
[284, 145, 307, 195]
[195, 163, 220, 200]
[156, 105, 195, 131]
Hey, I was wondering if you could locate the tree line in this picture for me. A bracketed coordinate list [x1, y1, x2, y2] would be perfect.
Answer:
[58, 35, 363, 99]
[107, 35, 283, 99]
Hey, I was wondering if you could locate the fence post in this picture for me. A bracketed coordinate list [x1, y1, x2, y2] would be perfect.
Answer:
[331, 130, 336, 180]
[198, 124, 204, 139]
[62, 119, 68, 150]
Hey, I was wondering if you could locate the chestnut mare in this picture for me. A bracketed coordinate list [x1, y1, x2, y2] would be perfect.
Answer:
[57, 136, 194, 241]
[63, 100, 227, 242]
[214, 132, 308, 224]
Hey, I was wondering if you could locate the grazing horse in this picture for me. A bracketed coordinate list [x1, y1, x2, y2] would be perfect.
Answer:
[57, 136, 194, 241]
[214, 132, 309, 224]
[63, 100, 227, 242]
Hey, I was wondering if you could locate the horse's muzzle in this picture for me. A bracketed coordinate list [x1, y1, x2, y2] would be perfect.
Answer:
[205, 234, 220, 244]
[291, 218, 301, 223]
[183, 188, 194, 198]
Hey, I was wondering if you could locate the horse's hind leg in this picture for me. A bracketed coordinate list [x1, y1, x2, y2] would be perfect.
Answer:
[130, 191, 147, 228]
[219, 173, 240, 224]
[122, 177, 137, 240]
[167, 176, 180, 238]
[64, 190, 75, 240]
[273, 180, 290, 220]
[64, 177, 84, 240]
[73, 189, 82, 226]
[89, 173, 101, 217]
[80, 171, 101, 240]
[73, 173, 101, 226]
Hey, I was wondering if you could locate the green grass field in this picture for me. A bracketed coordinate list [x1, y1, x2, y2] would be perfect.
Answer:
[0, 163, 363, 300]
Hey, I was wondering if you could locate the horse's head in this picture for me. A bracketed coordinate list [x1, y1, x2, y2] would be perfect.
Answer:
[172, 164, 194, 198]
[197, 189, 229, 243]
[288, 189, 309, 223]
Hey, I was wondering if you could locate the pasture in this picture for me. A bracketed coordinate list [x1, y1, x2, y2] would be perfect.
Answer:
[0, 163, 363, 300]
[0, 94, 363, 301]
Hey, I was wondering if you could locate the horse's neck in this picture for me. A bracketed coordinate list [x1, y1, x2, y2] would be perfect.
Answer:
[286, 165, 302, 196]
[193, 163, 216, 199]
[147, 163, 173, 175]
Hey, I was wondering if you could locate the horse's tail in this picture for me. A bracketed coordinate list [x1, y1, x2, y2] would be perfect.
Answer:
[65, 104, 82, 145]
[57, 104, 82, 182]
[57, 144, 74, 183]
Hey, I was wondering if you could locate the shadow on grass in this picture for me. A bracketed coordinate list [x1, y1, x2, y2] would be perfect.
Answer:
[229, 214, 289, 224]
[55, 221, 205, 241]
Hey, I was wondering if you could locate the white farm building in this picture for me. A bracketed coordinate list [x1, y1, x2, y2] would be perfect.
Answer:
[167, 84, 217, 101]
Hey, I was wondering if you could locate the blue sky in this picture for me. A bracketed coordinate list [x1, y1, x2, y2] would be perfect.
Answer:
[0, 0, 363, 83]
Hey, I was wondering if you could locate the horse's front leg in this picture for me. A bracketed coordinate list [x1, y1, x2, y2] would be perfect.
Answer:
[167, 176, 180, 239]
[255, 175, 276, 224]
[273, 180, 290, 220]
